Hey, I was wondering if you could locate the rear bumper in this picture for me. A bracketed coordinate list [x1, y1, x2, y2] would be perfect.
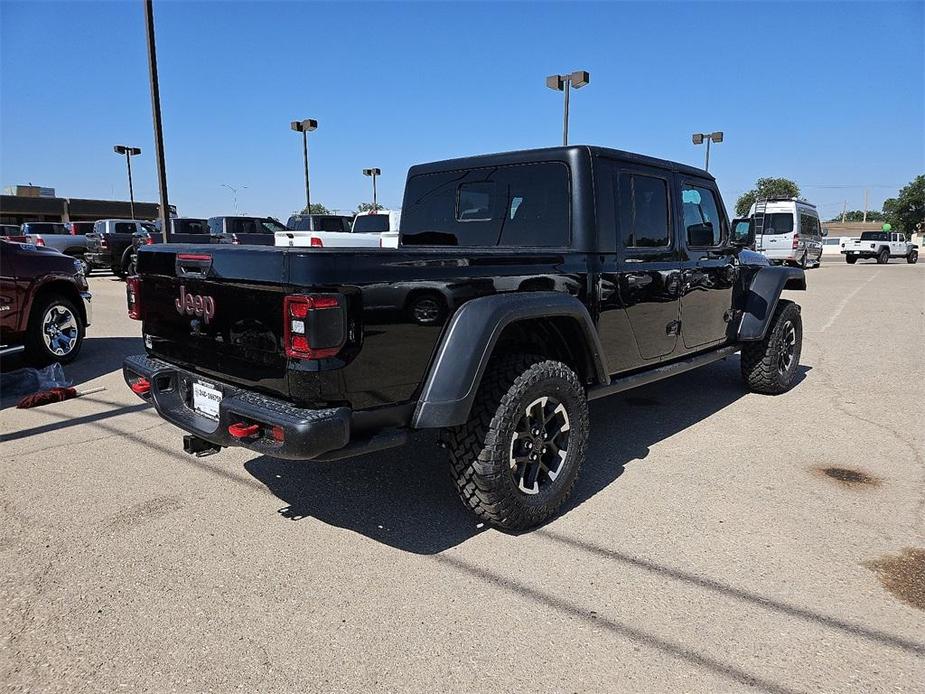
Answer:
[85, 252, 111, 268]
[842, 250, 876, 257]
[123, 354, 350, 460]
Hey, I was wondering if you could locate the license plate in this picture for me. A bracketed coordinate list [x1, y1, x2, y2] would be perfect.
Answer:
[192, 381, 222, 420]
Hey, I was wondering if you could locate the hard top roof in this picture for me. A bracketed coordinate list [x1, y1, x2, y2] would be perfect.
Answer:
[408, 145, 713, 180]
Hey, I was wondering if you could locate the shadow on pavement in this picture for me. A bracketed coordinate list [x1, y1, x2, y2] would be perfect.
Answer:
[245, 357, 779, 554]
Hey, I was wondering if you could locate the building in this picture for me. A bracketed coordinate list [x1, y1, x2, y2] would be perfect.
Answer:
[0, 185, 172, 225]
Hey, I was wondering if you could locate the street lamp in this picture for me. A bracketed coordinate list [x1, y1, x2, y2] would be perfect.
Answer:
[113, 145, 142, 219]
[221, 183, 247, 214]
[362, 168, 381, 212]
[546, 70, 590, 146]
[290, 118, 318, 211]
[692, 131, 724, 171]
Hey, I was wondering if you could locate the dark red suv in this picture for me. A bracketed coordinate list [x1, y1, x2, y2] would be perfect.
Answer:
[0, 239, 92, 363]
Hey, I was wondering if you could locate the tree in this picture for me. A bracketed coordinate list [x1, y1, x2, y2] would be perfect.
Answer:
[300, 203, 330, 215]
[355, 202, 380, 213]
[735, 178, 801, 217]
[827, 210, 886, 223]
[882, 175, 924, 233]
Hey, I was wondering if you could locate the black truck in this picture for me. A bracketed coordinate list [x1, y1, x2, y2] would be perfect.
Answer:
[124, 146, 805, 530]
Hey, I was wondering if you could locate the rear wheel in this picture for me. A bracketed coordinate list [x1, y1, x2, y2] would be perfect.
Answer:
[444, 354, 589, 531]
[741, 301, 802, 395]
[845, 255, 857, 264]
[406, 292, 446, 325]
[25, 294, 84, 365]
[877, 248, 889, 264]
[908, 250, 918, 264]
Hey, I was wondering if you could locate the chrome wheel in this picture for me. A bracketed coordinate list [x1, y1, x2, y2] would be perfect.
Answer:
[42, 304, 79, 357]
[509, 395, 570, 495]
[411, 296, 442, 324]
[777, 320, 796, 375]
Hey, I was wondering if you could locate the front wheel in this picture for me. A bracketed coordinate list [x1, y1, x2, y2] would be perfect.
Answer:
[740, 301, 802, 395]
[877, 248, 889, 264]
[908, 250, 918, 264]
[444, 355, 589, 531]
[25, 295, 85, 364]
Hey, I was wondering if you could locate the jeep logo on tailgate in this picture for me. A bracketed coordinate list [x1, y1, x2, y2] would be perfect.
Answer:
[176, 285, 215, 324]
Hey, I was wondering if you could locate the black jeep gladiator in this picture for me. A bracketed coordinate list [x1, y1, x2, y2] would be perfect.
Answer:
[123, 146, 805, 530]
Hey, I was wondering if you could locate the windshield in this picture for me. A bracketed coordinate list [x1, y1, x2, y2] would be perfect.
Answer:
[859, 232, 889, 241]
[760, 213, 794, 235]
[353, 214, 390, 233]
[140, 223, 158, 235]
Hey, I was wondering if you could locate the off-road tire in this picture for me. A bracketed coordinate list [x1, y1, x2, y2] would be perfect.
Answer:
[25, 294, 84, 365]
[877, 248, 889, 264]
[444, 354, 589, 531]
[740, 300, 802, 395]
[908, 250, 918, 264]
[845, 255, 857, 264]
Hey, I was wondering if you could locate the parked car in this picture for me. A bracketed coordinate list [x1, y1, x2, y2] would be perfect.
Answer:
[0, 224, 26, 241]
[0, 238, 91, 363]
[20, 222, 91, 274]
[86, 219, 157, 277]
[286, 214, 354, 232]
[748, 198, 823, 268]
[123, 145, 806, 531]
[821, 236, 853, 257]
[206, 216, 288, 246]
[150, 217, 230, 245]
[842, 231, 918, 264]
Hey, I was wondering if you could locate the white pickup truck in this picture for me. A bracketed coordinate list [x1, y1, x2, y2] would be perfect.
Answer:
[275, 209, 400, 249]
[842, 230, 918, 264]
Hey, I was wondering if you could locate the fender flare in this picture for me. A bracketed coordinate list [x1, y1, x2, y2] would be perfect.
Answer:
[412, 292, 609, 429]
[738, 265, 805, 341]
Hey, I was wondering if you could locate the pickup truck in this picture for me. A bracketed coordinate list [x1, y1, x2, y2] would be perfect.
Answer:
[123, 146, 806, 530]
[0, 239, 91, 363]
[20, 223, 91, 274]
[842, 231, 918, 264]
[86, 219, 158, 277]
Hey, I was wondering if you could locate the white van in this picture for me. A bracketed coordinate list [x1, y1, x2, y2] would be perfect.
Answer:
[748, 198, 824, 268]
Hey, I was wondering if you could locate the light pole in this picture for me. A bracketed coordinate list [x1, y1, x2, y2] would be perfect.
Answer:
[363, 168, 381, 212]
[143, 0, 170, 241]
[113, 145, 142, 219]
[692, 131, 724, 171]
[221, 184, 247, 214]
[546, 71, 590, 146]
[290, 118, 318, 211]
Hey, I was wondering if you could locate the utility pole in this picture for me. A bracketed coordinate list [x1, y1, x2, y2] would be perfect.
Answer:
[143, 0, 170, 242]
[863, 189, 869, 223]
[842, 200, 848, 223]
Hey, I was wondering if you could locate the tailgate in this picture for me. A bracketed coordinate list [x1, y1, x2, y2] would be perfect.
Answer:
[136, 245, 291, 396]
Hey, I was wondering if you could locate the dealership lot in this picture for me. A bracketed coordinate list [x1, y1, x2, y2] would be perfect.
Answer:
[2, 261, 923, 692]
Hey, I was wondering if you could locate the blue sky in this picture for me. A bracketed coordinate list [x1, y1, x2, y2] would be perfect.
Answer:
[1, 1, 922, 221]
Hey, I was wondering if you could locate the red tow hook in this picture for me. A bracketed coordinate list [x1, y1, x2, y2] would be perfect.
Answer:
[130, 378, 151, 395]
[228, 422, 261, 439]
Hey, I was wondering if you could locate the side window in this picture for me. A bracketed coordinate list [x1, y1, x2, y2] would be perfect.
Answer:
[207, 218, 222, 235]
[456, 182, 494, 221]
[680, 184, 725, 247]
[619, 174, 670, 248]
[114, 222, 135, 234]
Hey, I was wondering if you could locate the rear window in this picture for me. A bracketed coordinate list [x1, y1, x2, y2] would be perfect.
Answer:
[315, 216, 348, 232]
[24, 223, 67, 235]
[172, 219, 209, 235]
[860, 232, 888, 241]
[114, 222, 136, 234]
[353, 214, 390, 233]
[761, 213, 794, 235]
[401, 161, 570, 247]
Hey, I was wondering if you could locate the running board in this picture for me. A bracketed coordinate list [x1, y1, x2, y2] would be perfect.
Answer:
[587, 345, 739, 401]
[0, 344, 25, 358]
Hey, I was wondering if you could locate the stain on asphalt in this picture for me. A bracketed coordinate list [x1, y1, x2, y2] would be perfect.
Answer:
[103, 496, 183, 530]
[866, 548, 925, 610]
[814, 466, 881, 488]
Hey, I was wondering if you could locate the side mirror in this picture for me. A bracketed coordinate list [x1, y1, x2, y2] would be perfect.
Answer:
[731, 218, 755, 247]
[821, 227, 828, 237]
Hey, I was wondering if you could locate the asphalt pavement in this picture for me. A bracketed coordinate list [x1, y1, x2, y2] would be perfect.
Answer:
[2, 259, 923, 692]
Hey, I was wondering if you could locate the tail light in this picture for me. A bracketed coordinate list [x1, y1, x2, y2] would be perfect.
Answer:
[310, 236, 323, 248]
[283, 294, 345, 360]
[791, 236, 799, 249]
[34, 237, 45, 246]
[126, 276, 142, 320]
[145, 236, 154, 245]
[68, 224, 76, 236]
[231, 233, 239, 245]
